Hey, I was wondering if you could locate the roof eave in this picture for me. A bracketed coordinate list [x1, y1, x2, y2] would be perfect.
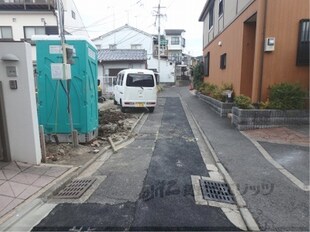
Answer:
[198, 0, 215, 22]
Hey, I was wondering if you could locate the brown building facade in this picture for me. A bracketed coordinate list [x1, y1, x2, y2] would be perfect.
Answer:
[199, 0, 309, 102]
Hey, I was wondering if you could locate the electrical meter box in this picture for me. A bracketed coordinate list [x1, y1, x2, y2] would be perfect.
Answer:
[34, 35, 98, 142]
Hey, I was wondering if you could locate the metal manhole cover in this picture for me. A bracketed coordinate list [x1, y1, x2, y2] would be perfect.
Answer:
[199, 179, 235, 204]
[55, 178, 96, 199]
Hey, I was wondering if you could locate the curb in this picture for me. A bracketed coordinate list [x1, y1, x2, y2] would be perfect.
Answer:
[180, 96, 260, 231]
[0, 111, 147, 229]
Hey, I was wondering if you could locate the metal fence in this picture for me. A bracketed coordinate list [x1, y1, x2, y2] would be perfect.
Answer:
[98, 76, 117, 99]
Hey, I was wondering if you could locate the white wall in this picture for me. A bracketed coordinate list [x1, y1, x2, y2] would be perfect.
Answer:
[64, 0, 89, 37]
[93, 25, 175, 83]
[0, 11, 57, 40]
[0, 42, 41, 164]
[0, 0, 88, 61]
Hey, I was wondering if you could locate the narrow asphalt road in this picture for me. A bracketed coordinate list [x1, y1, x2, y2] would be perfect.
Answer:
[32, 92, 240, 231]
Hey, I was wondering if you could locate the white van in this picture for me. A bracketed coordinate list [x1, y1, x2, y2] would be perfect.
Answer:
[114, 69, 157, 113]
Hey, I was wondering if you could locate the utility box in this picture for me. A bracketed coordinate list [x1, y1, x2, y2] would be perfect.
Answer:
[34, 35, 98, 143]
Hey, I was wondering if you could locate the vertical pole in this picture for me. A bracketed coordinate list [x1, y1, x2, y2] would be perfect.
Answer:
[57, 0, 75, 147]
[72, 129, 79, 147]
[157, 1, 161, 82]
[39, 125, 46, 163]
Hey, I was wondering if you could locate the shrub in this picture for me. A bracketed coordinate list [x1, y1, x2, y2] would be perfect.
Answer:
[193, 62, 204, 89]
[259, 99, 270, 109]
[234, 95, 253, 109]
[199, 82, 217, 96]
[221, 83, 233, 91]
[268, 83, 306, 110]
[212, 87, 225, 101]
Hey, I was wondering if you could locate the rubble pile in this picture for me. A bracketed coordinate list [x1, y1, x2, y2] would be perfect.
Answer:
[45, 103, 141, 164]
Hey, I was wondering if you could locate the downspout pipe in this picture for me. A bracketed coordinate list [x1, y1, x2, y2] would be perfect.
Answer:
[258, 0, 268, 102]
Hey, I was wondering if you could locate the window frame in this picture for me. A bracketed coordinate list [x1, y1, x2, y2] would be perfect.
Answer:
[109, 44, 117, 49]
[296, 19, 309, 66]
[171, 37, 180, 45]
[0, 26, 13, 40]
[131, 44, 142, 49]
[204, 52, 210, 76]
[208, 5, 214, 30]
[218, 0, 224, 18]
[71, 10, 76, 19]
[24, 26, 45, 41]
[220, 53, 227, 69]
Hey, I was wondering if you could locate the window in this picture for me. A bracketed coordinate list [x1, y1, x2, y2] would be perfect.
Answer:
[126, 74, 155, 87]
[204, 52, 210, 76]
[171, 37, 180, 45]
[0, 26, 13, 40]
[131, 44, 141, 49]
[219, 0, 224, 17]
[109, 44, 117, 49]
[71, 10, 76, 19]
[220, 53, 227, 69]
[297, 19, 309, 66]
[24, 26, 45, 40]
[209, 5, 214, 29]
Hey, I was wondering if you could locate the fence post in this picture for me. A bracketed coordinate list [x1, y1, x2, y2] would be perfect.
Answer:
[39, 125, 47, 163]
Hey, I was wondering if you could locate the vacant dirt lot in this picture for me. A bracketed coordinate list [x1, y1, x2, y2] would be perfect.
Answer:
[45, 101, 143, 165]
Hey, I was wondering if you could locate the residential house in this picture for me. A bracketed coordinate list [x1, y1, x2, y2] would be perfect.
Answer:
[92, 24, 175, 84]
[0, 0, 88, 61]
[199, 0, 309, 102]
[165, 29, 186, 64]
[97, 48, 147, 97]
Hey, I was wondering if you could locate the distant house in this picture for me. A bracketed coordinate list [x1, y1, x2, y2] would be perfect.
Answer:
[164, 29, 186, 64]
[199, 0, 309, 102]
[92, 24, 175, 83]
[0, 0, 88, 61]
[97, 49, 147, 76]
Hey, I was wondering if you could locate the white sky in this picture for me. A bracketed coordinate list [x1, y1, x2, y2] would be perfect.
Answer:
[73, 0, 206, 56]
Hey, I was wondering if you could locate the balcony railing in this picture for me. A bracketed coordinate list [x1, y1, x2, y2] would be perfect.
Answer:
[0, 0, 55, 11]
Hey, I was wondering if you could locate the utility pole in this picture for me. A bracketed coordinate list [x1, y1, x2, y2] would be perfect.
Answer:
[153, 0, 165, 83]
[56, 0, 76, 147]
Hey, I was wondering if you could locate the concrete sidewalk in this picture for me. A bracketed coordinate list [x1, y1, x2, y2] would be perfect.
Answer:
[178, 87, 309, 231]
[0, 162, 70, 222]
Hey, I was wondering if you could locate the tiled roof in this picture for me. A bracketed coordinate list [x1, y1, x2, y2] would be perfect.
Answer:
[98, 49, 147, 62]
[165, 29, 185, 35]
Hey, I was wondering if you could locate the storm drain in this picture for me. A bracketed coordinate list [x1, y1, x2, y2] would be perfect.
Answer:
[55, 178, 96, 199]
[199, 179, 235, 204]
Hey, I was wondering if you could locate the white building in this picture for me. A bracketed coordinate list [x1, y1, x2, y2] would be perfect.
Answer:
[0, 0, 88, 61]
[92, 24, 175, 83]
[165, 29, 186, 64]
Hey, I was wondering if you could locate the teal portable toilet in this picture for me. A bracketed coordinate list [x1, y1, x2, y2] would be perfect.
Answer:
[34, 35, 98, 143]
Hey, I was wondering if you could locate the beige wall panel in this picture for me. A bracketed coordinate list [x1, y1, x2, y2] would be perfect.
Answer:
[261, 0, 309, 100]
[203, 1, 258, 96]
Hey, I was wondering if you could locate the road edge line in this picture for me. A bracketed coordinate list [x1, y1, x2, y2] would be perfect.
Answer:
[180, 96, 260, 231]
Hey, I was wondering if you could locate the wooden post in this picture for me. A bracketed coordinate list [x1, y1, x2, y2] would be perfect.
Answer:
[72, 129, 79, 147]
[39, 125, 47, 163]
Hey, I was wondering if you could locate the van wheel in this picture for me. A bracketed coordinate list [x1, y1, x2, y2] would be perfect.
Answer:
[114, 99, 117, 105]
[121, 106, 127, 113]
[148, 107, 154, 113]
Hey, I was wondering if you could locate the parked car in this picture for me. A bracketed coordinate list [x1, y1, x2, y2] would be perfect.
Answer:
[114, 69, 157, 113]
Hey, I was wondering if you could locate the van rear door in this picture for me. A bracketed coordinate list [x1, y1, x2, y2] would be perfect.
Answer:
[124, 73, 156, 104]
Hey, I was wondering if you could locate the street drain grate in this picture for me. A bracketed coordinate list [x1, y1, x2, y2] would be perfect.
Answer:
[55, 178, 96, 199]
[199, 179, 235, 204]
